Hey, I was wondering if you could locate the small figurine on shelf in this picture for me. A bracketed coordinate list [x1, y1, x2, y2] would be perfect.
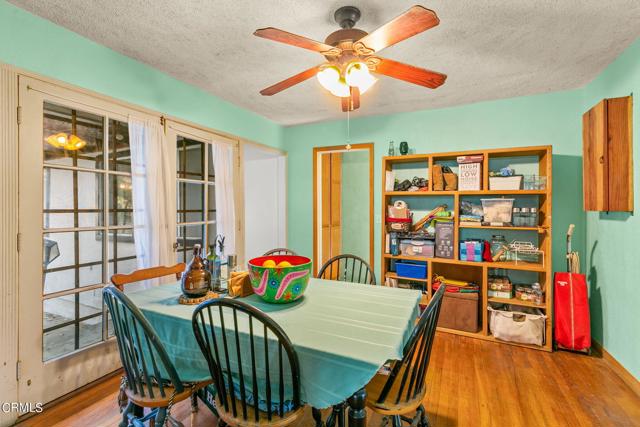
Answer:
[399, 141, 409, 155]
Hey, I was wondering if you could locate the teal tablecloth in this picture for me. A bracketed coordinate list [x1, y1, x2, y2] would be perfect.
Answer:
[128, 278, 421, 409]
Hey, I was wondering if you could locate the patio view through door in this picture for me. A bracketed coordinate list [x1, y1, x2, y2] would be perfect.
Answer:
[17, 77, 147, 406]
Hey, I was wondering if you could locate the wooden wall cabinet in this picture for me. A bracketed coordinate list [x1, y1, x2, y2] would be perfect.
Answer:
[582, 96, 633, 212]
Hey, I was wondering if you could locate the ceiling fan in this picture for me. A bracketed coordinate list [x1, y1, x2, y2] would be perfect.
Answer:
[254, 5, 447, 112]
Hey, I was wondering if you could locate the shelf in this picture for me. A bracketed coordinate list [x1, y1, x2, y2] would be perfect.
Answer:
[488, 297, 546, 309]
[384, 254, 546, 272]
[459, 225, 547, 232]
[385, 272, 428, 283]
[384, 189, 547, 197]
[382, 145, 553, 353]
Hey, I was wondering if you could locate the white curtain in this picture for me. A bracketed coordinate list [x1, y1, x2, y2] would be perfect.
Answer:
[212, 141, 236, 256]
[129, 117, 176, 286]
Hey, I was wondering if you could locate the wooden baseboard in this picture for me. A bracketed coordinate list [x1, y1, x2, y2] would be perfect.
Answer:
[15, 368, 123, 425]
[592, 339, 640, 397]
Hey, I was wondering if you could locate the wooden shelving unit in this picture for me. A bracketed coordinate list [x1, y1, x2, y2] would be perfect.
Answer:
[382, 145, 553, 351]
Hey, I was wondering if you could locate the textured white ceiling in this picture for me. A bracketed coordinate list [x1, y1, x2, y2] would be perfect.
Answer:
[10, 0, 640, 126]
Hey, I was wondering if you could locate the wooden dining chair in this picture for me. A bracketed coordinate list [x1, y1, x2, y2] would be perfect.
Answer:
[110, 263, 186, 291]
[104, 286, 210, 427]
[192, 298, 305, 427]
[364, 284, 446, 427]
[263, 248, 298, 256]
[317, 254, 376, 285]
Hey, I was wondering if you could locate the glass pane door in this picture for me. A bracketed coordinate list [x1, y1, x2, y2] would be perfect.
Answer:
[18, 77, 134, 406]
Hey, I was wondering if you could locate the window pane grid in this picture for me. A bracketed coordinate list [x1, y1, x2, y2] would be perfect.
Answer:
[42, 102, 135, 361]
[176, 136, 215, 260]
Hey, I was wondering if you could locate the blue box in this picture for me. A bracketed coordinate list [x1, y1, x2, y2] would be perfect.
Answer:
[396, 261, 428, 279]
[460, 240, 483, 262]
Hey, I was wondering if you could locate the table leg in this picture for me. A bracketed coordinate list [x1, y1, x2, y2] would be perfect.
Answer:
[347, 388, 367, 427]
[312, 407, 324, 427]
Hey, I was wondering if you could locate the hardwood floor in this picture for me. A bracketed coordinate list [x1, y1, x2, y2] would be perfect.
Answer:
[16, 333, 640, 427]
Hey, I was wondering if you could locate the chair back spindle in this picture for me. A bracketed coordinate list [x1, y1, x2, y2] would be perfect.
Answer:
[263, 248, 297, 256]
[317, 254, 376, 285]
[375, 284, 446, 406]
[103, 286, 184, 399]
[192, 299, 302, 423]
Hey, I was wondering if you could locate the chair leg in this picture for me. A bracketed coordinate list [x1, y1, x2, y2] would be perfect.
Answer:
[418, 404, 430, 427]
[312, 407, 324, 427]
[155, 407, 167, 427]
[326, 402, 345, 427]
[391, 415, 403, 427]
[119, 401, 134, 427]
[191, 393, 199, 413]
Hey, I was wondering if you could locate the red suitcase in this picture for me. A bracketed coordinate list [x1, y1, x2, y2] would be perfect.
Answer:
[553, 271, 591, 352]
[553, 224, 591, 353]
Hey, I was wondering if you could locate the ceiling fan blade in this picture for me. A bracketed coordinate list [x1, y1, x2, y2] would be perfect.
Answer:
[373, 58, 446, 89]
[260, 66, 320, 96]
[353, 6, 439, 55]
[254, 27, 341, 56]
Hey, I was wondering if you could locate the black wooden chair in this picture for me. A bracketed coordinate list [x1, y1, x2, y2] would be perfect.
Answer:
[317, 254, 376, 285]
[104, 286, 210, 427]
[364, 284, 446, 427]
[192, 298, 305, 427]
[263, 248, 298, 256]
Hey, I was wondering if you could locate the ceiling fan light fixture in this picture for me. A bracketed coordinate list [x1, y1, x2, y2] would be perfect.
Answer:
[345, 61, 377, 94]
[317, 65, 350, 97]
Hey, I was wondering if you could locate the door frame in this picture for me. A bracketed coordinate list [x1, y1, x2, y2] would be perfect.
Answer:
[312, 143, 374, 277]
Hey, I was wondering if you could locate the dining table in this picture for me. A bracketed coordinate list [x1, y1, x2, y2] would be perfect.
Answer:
[127, 277, 422, 426]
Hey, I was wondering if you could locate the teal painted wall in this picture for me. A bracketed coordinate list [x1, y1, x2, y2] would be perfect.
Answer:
[581, 39, 640, 379]
[340, 150, 371, 263]
[284, 89, 586, 280]
[0, 0, 282, 148]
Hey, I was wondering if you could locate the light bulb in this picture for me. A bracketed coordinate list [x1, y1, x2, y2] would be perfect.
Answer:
[346, 62, 377, 94]
[317, 66, 350, 97]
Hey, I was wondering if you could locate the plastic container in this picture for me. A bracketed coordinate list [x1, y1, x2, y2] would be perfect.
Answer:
[512, 207, 522, 226]
[396, 262, 427, 279]
[460, 240, 483, 262]
[399, 239, 435, 257]
[490, 235, 508, 261]
[523, 175, 547, 190]
[481, 198, 515, 224]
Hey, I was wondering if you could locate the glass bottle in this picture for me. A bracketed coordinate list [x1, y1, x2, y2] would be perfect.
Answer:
[206, 244, 217, 283]
[388, 141, 395, 156]
[490, 235, 507, 261]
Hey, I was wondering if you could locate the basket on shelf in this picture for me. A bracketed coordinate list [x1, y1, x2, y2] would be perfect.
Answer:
[506, 241, 544, 265]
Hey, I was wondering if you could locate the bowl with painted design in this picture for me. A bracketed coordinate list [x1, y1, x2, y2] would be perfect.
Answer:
[247, 255, 312, 303]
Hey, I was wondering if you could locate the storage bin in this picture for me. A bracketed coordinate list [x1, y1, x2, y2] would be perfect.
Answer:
[437, 291, 479, 332]
[488, 306, 546, 346]
[523, 175, 547, 190]
[396, 262, 427, 279]
[400, 239, 435, 257]
[489, 175, 523, 190]
[460, 240, 483, 262]
[481, 198, 515, 224]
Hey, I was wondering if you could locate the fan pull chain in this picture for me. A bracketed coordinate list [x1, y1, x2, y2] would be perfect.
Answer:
[346, 109, 352, 150]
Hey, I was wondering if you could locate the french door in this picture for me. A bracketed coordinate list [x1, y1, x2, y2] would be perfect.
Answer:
[166, 121, 241, 265]
[17, 77, 151, 405]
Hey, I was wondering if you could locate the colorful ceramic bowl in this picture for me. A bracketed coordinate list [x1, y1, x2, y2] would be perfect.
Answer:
[247, 255, 312, 304]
